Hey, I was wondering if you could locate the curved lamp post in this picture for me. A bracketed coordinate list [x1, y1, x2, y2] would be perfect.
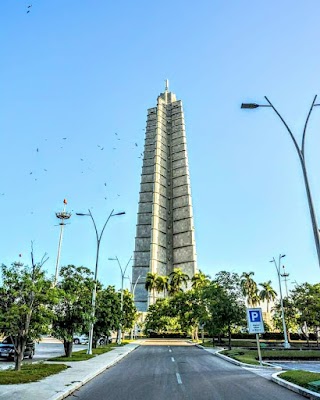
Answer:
[270, 254, 290, 348]
[76, 209, 125, 354]
[126, 274, 141, 339]
[241, 97, 320, 269]
[108, 256, 132, 344]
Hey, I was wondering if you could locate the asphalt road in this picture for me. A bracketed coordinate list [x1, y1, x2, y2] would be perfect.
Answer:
[67, 341, 305, 400]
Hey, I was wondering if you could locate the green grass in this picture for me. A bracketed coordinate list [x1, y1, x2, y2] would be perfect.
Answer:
[49, 342, 130, 362]
[0, 363, 68, 385]
[221, 348, 320, 365]
[280, 370, 320, 390]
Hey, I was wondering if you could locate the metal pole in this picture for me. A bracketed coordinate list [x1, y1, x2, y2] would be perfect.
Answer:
[256, 333, 263, 366]
[87, 209, 114, 355]
[54, 222, 65, 285]
[263, 97, 320, 269]
[273, 256, 290, 349]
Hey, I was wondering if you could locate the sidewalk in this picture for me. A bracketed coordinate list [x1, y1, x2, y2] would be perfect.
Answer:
[0, 342, 140, 400]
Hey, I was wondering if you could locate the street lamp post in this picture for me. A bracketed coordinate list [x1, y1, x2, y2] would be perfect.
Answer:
[54, 199, 71, 286]
[108, 256, 132, 344]
[241, 97, 320, 269]
[76, 209, 125, 354]
[270, 254, 290, 349]
[126, 274, 141, 339]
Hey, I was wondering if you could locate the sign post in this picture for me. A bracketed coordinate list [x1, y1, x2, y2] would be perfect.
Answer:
[247, 308, 265, 366]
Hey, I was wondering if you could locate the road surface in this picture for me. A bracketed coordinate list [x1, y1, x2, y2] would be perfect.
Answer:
[67, 339, 304, 400]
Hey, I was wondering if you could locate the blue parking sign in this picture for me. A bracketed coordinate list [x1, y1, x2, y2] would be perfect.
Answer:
[247, 308, 265, 334]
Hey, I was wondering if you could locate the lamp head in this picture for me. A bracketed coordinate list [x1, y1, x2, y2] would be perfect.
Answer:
[241, 103, 260, 109]
[76, 212, 89, 216]
[112, 211, 125, 216]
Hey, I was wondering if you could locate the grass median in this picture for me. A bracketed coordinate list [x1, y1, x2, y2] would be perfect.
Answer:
[221, 348, 320, 365]
[0, 363, 68, 385]
[49, 341, 130, 362]
[280, 370, 320, 391]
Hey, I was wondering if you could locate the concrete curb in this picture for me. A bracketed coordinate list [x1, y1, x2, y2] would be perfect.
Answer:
[48, 343, 140, 400]
[195, 344, 282, 370]
[272, 371, 320, 400]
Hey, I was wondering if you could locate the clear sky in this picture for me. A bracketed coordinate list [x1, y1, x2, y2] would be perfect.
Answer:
[1, 1, 320, 293]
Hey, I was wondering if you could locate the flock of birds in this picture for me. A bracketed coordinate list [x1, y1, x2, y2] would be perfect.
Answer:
[1, 128, 145, 217]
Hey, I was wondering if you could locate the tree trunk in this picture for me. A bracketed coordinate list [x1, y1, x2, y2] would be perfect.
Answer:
[14, 337, 27, 371]
[64, 340, 73, 357]
[228, 325, 231, 350]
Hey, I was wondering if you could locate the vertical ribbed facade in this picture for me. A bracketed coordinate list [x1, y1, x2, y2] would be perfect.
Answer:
[133, 87, 197, 312]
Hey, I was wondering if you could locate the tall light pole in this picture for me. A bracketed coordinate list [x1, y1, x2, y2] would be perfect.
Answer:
[54, 199, 71, 285]
[108, 256, 132, 344]
[126, 274, 141, 339]
[281, 265, 290, 298]
[270, 254, 290, 349]
[241, 97, 320, 269]
[76, 209, 125, 354]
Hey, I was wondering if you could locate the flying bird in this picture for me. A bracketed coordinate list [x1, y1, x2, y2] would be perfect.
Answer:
[113, 148, 116, 150]
[63, 138, 67, 140]
[36, 148, 39, 152]
[44, 169, 47, 172]
[104, 183, 107, 186]
[28, 5, 32, 8]
[115, 133, 118, 136]
[27, 10, 30, 13]
[135, 143, 138, 146]
[101, 147, 104, 150]
[29, 172, 33, 175]
[80, 158, 84, 161]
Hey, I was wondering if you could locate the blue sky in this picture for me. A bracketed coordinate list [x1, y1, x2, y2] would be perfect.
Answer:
[1, 1, 320, 293]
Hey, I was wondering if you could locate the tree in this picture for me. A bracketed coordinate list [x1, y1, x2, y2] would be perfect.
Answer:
[121, 289, 138, 334]
[52, 265, 94, 357]
[191, 271, 210, 290]
[169, 268, 189, 295]
[259, 281, 277, 312]
[0, 247, 57, 371]
[155, 275, 170, 297]
[290, 283, 320, 346]
[94, 285, 121, 345]
[145, 272, 158, 304]
[204, 282, 246, 349]
[240, 272, 259, 307]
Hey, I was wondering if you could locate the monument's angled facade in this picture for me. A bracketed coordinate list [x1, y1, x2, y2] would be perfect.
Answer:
[133, 82, 197, 312]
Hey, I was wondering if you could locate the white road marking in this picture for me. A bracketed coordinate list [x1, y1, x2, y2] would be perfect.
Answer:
[171, 357, 175, 362]
[169, 349, 172, 352]
[176, 372, 182, 384]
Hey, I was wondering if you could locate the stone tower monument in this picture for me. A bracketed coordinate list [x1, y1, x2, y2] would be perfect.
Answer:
[133, 82, 197, 311]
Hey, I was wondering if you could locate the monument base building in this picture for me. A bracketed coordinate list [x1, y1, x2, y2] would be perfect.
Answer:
[133, 82, 197, 312]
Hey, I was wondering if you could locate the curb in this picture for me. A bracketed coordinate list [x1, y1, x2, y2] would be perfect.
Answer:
[48, 343, 140, 400]
[195, 344, 281, 370]
[272, 371, 320, 400]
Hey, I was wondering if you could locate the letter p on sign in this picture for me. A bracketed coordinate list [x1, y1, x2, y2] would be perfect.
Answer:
[249, 311, 261, 322]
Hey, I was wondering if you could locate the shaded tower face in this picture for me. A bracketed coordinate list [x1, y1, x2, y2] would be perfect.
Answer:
[133, 85, 197, 312]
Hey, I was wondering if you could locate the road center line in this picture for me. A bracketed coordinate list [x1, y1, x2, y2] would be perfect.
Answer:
[171, 357, 175, 362]
[176, 372, 182, 384]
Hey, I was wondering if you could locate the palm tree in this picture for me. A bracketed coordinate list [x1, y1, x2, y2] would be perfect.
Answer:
[240, 271, 259, 307]
[145, 272, 158, 305]
[191, 271, 210, 289]
[259, 280, 277, 312]
[155, 275, 170, 297]
[169, 268, 190, 295]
